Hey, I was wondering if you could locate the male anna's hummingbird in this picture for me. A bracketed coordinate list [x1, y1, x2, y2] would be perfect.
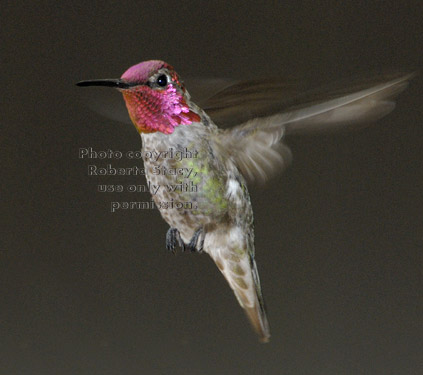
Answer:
[77, 60, 412, 342]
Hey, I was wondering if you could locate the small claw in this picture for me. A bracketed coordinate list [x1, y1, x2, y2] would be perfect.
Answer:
[187, 227, 205, 253]
[166, 227, 185, 254]
[166, 227, 178, 254]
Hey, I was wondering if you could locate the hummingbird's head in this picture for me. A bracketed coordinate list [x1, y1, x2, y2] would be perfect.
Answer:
[77, 60, 201, 134]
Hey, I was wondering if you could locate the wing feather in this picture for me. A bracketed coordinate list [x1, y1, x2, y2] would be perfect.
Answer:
[215, 73, 413, 183]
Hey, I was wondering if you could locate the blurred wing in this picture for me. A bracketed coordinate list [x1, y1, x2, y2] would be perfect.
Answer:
[183, 77, 237, 104]
[215, 73, 413, 183]
[76, 86, 132, 125]
[214, 118, 292, 184]
[203, 72, 413, 128]
[202, 79, 308, 127]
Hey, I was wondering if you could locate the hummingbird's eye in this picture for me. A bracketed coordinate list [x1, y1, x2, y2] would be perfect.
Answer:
[156, 74, 168, 87]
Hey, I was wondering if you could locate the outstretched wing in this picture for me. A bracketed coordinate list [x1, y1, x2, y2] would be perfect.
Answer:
[213, 73, 414, 183]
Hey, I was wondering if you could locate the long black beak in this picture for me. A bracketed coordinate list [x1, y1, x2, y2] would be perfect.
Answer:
[76, 79, 135, 89]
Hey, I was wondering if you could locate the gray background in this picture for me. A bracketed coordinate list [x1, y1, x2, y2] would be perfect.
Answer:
[2, 1, 422, 374]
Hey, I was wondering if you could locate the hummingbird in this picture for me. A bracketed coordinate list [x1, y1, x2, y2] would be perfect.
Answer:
[77, 60, 412, 342]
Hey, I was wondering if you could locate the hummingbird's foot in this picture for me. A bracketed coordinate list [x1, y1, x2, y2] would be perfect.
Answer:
[166, 227, 185, 254]
[187, 227, 205, 253]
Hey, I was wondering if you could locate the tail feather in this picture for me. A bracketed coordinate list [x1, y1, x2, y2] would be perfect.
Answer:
[249, 259, 270, 342]
[244, 305, 270, 343]
[212, 248, 271, 343]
